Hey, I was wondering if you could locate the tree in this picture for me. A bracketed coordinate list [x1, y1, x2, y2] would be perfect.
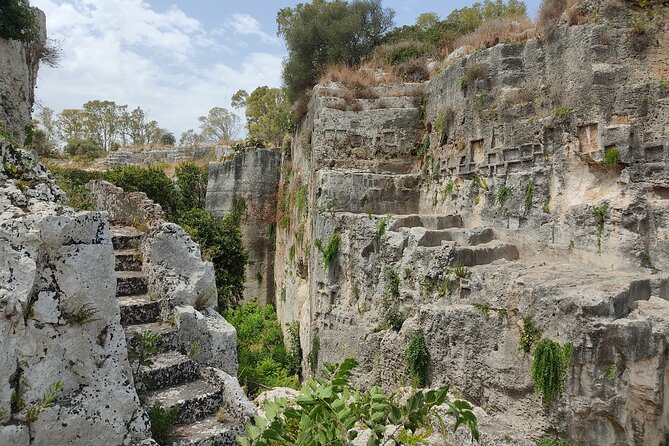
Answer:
[277, 0, 395, 101]
[159, 131, 176, 146]
[25, 120, 57, 158]
[232, 87, 294, 147]
[57, 109, 89, 143]
[82, 100, 121, 151]
[416, 12, 440, 31]
[179, 129, 203, 148]
[63, 138, 105, 160]
[198, 107, 241, 143]
[175, 162, 207, 210]
[0, 0, 38, 42]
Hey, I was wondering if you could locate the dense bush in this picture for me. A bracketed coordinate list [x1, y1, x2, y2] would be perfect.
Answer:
[106, 165, 180, 220]
[48, 165, 104, 210]
[238, 358, 479, 446]
[531, 339, 573, 405]
[179, 208, 247, 311]
[277, 0, 395, 101]
[223, 303, 298, 397]
[63, 138, 105, 160]
[175, 162, 207, 210]
[0, 0, 38, 42]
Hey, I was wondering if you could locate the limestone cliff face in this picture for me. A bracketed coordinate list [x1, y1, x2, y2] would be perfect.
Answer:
[268, 1, 669, 444]
[0, 9, 46, 141]
[0, 140, 152, 445]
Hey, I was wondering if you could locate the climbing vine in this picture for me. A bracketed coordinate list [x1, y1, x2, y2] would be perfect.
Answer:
[531, 339, 573, 405]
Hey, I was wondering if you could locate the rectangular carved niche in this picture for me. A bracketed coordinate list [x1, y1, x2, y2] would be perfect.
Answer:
[578, 124, 599, 154]
[470, 139, 485, 164]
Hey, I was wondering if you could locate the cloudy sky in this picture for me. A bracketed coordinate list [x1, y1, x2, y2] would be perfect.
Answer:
[31, 0, 540, 139]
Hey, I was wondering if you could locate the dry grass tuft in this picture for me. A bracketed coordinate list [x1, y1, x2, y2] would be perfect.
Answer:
[393, 59, 430, 83]
[454, 15, 535, 51]
[536, 0, 584, 34]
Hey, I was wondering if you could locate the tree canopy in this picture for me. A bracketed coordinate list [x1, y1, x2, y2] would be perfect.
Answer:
[0, 0, 38, 42]
[277, 0, 395, 101]
[198, 107, 241, 143]
[232, 86, 294, 147]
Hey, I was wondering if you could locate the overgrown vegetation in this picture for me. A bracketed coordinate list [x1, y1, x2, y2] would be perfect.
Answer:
[603, 147, 620, 165]
[48, 165, 104, 210]
[128, 331, 162, 375]
[496, 186, 510, 207]
[593, 204, 609, 253]
[148, 402, 180, 445]
[315, 232, 341, 270]
[0, 0, 39, 42]
[524, 180, 534, 211]
[106, 165, 180, 220]
[531, 340, 573, 405]
[382, 269, 404, 331]
[519, 316, 541, 353]
[405, 332, 430, 387]
[224, 303, 298, 397]
[237, 358, 479, 446]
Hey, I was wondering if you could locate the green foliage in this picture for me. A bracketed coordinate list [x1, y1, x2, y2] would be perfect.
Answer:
[316, 233, 341, 270]
[0, 0, 38, 42]
[224, 303, 298, 397]
[406, 332, 430, 387]
[233, 86, 294, 146]
[381, 269, 405, 331]
[237, 358, 479, 446]
[537, 437, 569, 446]
[554, 107, 572, 119]
[277, 0, 395, 101]
[531, 340, 573, 405]
[519, 316, 541, 353]
[524, 180, 534, 212]
[148, 402, 180, 445]
[472, 175, 488, 192]
[604, 363, 617, 381]
[48, 166, 104, 210]
[106, 165, 179, 220]
[308, 334, 321, 374]
[295, 186, 308, 218]
[64, 138, 105, 160]
[472, 303, 491, 319]
[179, 208, 247, 311]
[593, 204, 609, 253]
[603, 147, 620, 165]
[26, 381, 64, 423]
[376, 216, 388, 237]
[496, 186, 510, 207]
[62, 303, 99, 325]
[175, 162, 207, 210]
[451, 265, 470, 279]
[286, 321, 303, 376]
[198, 106, 241, 143]
[128, 331, 162, 374]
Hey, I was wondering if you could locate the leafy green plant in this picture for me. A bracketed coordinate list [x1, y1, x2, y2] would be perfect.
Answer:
[286, 321, 302, 376]
[437, 277, 454, 297]
[554, 107, 572, 119]
[496, 186, 510, 207]
[475, 92, 488, 112]
[531, 340, 574, 405]
[106, 165, 180, 220]
[593, 204, 609, 253]
[472, 175, 488, 192]
[376, 216, 388, 237]
[406, 332, 430, 387]
[451, 265, 471, 279]
[537, 437, 568, 446]
[25, 380, 63, 423]
[308, 334, 320, 374]
[62, 303, 99, 325]
[403, 268, 412, 280]
[148, 402, 180, 445]
[524, 180, 534, 212]
[568, 240, 575, 254]
[237, 358, 479, 446]
[472, 303, 491, 319]
[418, 134, 430, 158]
[443, 180, 457, 201]
[382, 269, 404, 331]
[295, 185, 308, 217]
[188, 339, 200, 359]
[128, 331, 162, 374]
[225, 303, 298, 397]
[315, 233, 341, 270]
[604, 363, 617, 381]
[519, 316, 541, 353]
[603, 147, 620, 165]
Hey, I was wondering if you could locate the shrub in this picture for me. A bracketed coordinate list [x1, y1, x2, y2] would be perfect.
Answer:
[148, 402, 180, 445]
[394, 58, 430, 82]
[106, 165, 179, 220]
[237, 358, 479, 446]
[554, 106, 572, 119]
[0, 0, 38, 42]
[25, 381, 63, 423]
[175, 162, 207, 210]
[224, 303, 298, 397]
[179, 208, 247, 311]
[531, 339, 573, 404]
[48, 166, 104, 210]
[315, 232, 341, 270]
[64, 138, 105, 160]
[308, 334, 320, 374]
[459, 63, 488, 89]
[286, 321, 302, 376]
[405, 332, 430, 387]
[537, 0, 567, 34]
[382, 269, 404, 331]
[453, 15, 534, 51]
[603, 147, 620, 165]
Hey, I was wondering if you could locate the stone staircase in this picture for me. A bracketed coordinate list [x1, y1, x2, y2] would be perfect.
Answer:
[111, 226, 242, 446]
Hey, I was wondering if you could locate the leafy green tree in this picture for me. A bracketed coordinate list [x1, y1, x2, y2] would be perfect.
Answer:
[198, 107, 241, 143]
[0, 0, 38, 42]
[159, 131, 176, 146]
[232, 87, 294, 147]
[224, 303, 298, 397]
[178, 129, 204, 148]
[106, 165, 180, 220]
[175, 162, 207, 210]
[63, 138, 105, 160]
[25, 119, 57, 158]
[179, 208, 247, 311]
[57, 109, 89, 143]
[238, 358, 479, 446]
[277, 0, 395, 101]
[82, 100, 122, 151]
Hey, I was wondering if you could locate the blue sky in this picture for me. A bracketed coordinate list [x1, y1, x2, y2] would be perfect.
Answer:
[31, 0, 540, 139]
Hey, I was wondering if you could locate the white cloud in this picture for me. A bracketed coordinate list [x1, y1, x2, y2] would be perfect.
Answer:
[222, 13, 280, 46]
[31, 0, 285, 138]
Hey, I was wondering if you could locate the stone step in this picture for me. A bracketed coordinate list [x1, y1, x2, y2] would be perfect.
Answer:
[451, 241, 520, 266]
[136, 352, 199, 391]
[119, 294, 160, 326]
[111, 226, 144, 250]
[115, 249, 142, 272]
[116, 271, 148, 297]
[125, 322, 178, 351]
[142, 378, 224, 425]
[417, 227, 495, 248]
[391, 214, 463, 231]
[171, 417, 241, 446]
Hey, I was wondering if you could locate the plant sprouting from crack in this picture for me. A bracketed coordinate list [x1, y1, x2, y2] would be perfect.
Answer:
[315, 232, 341, 270]
[593, 204, 609, 253]
[26, 380, 64, 423]
[128, 331, 162, 374]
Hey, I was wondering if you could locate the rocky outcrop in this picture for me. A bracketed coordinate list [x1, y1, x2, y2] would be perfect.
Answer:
[207, 149, 282, 304]
[0, 139, 152, 445]
[260, 2, 669, 444]
[88, 180, 165, 226]
[0, 10, 46, 141]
